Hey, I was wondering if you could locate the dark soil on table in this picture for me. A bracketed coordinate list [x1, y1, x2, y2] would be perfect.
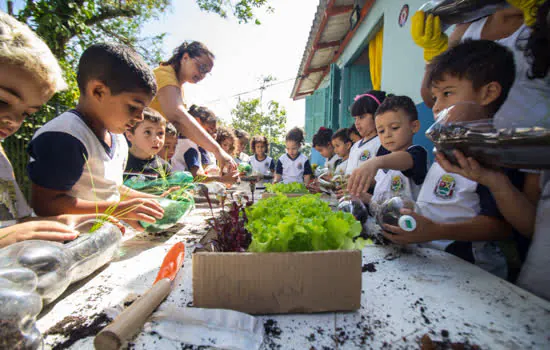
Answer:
[44, 312, 111, 350]
[263, 319, 282, 349]
[362, 262, 377, 273]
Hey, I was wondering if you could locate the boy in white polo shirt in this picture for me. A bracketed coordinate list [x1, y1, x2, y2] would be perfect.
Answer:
[377, 40, 518, 278]
[348, 95, 428, 201]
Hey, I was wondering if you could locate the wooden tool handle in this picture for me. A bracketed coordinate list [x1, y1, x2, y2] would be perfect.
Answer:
[94, 278, 172, 350]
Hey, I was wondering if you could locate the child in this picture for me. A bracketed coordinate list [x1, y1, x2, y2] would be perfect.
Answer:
[234, 129, 251, 164]
[160, 121, 178, 162]
[27, 43, 164, 231]
[171, 105, 236, 185]
[216, 126, 237, 158]
[249, 135, 275, 175]
[382, 40, 517, 279]
[274, 127, 312, 184]
[348, 96, 427, 201]
[124, 107, 172, 179]
[331, 128, 353, 176]
[345, 90, 388, 175]
[0, 12, 125, 246]
[348, 124, 362, 144]
[312, 127, 340, 174]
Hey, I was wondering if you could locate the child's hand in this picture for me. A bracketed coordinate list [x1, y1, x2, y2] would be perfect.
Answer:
[381, 209, 439, 244]
[161, 186, 181, 197]
[114, 198, 164, 231]
[347, 158, 379, 196]
[410, 11, 448, 61]
[435, 150, 503, 188]
[0, 221, 79, 248]
[506, 0, 540, 26]
[307, 179, 321, 193]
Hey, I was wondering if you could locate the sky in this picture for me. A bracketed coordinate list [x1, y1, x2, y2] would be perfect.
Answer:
[141, 0, 320, 129]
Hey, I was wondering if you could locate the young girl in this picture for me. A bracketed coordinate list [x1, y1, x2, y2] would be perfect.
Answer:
[250, 135, 275, 175]
[274, 127, 312, 184]
[332, 128, 353, 176]
[234, 129, 251, 164]
[312, 127, 340, 175]
[348, 124, 362, 144]
[345, 90, 388, 176]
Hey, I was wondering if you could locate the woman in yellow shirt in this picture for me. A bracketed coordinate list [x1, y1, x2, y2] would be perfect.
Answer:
[150, 41, 237, 172]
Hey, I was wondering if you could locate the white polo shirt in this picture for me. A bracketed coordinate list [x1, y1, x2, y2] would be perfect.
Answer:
[345, 136, 381, 175]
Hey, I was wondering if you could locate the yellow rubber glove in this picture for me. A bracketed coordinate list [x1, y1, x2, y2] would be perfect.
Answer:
[411, 11, 448, 62]
[506, 0, 543, 27]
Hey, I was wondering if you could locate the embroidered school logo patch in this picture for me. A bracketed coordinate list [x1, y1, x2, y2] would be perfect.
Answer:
[434, 174, 456, 199]
[391, 175, 404, 192]
[359, 150, 371, 162]
[297, 162, 303, 170]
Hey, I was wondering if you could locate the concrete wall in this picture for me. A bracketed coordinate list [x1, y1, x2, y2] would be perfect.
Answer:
[337, 0, 428, 102]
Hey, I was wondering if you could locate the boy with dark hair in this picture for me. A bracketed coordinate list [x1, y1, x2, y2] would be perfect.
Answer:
[160, 121, 178, 162]
[27, 43, 164, 231]
[124, 107, 172, 179]
[428, 39, 515, 116]
[376, 40, 517, 278]
[348, 95, 428, 201]
[331, 128, 353, 176]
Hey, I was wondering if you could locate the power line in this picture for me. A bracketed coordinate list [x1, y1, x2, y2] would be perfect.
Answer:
[203, 74, 309, 104]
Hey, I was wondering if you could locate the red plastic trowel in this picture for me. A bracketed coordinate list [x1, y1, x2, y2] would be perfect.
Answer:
[94, 242, 185, 350]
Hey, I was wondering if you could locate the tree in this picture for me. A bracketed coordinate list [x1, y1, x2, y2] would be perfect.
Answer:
[196, 0, 273, 24]
[231, 98, 287, 143]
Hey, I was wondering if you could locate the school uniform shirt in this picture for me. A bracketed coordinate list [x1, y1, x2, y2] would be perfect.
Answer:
[0, 144, 32, 226]
[171, 138, 202, 172]
[345, 136, 381, 175]
[27, 110, 127, 202]
[276, 153, 313, 184]
[416, 162, 507, 278]
[325, 154, 341, 175]
[124, 153, 172, 181]
[250, 155, 275, 175]
[373, 146, 428, 201]
[236, 152, 251, 164]
[334, 158, 348, 176]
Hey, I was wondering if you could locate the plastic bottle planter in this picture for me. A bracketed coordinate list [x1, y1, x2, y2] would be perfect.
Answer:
[338, 195, 369, 225]
[140, 197, 195, 232]
[371, 194, 417, 233]
[0, 220, 122, 304]
[419, 0, 508, 30]
[0, 267, 42, 350]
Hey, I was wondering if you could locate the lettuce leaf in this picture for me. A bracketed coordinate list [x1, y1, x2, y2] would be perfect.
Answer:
[246, 194, 367, 252]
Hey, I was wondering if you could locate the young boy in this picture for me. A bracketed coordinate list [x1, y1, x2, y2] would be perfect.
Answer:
[381, 40, 517, 278]
[124, 107, 172, 179]
[0, 13, 122, 246]
[27, 43, 164, 230]
[160, 121, 178, 162]
[234, 129, 251, 164]
[348, 96, 428, 201]
[332, 128, 353, 176]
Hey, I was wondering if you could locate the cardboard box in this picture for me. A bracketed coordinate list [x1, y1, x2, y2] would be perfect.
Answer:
[192, 249, 362, 314]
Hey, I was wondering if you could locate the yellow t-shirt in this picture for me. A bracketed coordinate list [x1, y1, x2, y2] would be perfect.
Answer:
[150, 65, 187, 117]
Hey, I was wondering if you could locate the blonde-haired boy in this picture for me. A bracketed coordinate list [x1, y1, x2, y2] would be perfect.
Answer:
[0, 12, 119, 247]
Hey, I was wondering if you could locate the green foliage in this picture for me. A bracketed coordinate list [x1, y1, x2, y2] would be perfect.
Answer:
[265, 182, 308, 194]
[196, 0, 273, 24]
[246, 194, 366, 252]
[231, 98, 287, 144]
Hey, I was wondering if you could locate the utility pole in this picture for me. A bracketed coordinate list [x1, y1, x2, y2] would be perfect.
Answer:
[7, 0, 14, 15]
